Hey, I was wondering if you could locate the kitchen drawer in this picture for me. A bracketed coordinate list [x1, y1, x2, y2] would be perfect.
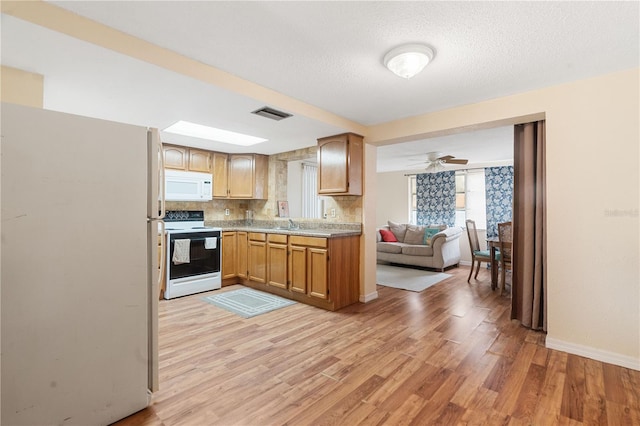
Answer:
[267, 233, 287, 244]
[289, 235, 327, 248]
[248, 232, 266, 242]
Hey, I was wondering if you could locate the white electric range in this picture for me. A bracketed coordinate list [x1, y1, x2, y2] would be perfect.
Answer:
[163, 210, 222, 299]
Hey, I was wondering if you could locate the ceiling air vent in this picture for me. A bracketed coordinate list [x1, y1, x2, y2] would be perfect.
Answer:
[251, 106, 292, 121]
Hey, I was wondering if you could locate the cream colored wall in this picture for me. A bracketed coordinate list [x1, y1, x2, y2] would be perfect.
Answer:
[375, 171, 410, 227]
[361, 143, 378, 302]
[364, 68, 640, 367]
[1, 66, 44, 108]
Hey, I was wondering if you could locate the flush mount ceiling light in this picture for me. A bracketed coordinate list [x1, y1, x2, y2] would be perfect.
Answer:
[163, 120, 267, 146]
[383, 44, 435, 79]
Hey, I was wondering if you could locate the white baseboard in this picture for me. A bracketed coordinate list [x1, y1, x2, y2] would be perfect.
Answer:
[459, 260, 472, 266]
[359, 291, 379, 303]
[546, 337, 640, 371]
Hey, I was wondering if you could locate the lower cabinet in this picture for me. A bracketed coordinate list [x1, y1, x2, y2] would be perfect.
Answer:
[223, 231, 247, 285]
[288, 236, 328, 301]
[247, 233, 267, 283]
[221, 231, 237, 281]
[267, 234, 288, 289]
[220, 230, 359, 311]
[288, 245, 307, 294]
[236, 232, 248, 279]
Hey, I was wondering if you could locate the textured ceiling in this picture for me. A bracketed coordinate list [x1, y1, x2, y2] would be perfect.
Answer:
[48, 1, 639, 125]
[2, 1, 638, 171]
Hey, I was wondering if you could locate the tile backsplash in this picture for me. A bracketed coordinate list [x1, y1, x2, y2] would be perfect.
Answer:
[165, 195, 362, 224]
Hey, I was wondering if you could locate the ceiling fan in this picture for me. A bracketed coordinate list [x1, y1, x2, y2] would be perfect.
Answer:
[417, 151, 469, 171]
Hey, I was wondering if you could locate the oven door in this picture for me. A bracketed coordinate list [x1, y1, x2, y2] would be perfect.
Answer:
[167, 230, 221, 280]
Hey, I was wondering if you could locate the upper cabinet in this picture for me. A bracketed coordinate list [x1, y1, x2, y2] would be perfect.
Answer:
[213, 153, 269, 200]
[317, 133, 363, 196]
[163, 145, 268, 200]
[211, 152, 229, 198]
[230, 154, 268, 199]
[163, 145, 188, 170]
[188, 149, 211, 173]
[163, 145, 211, 172]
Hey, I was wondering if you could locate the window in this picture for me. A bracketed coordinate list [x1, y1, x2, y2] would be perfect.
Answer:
[455, 170, 487, 229]
[287, 160, 322, 218]
[409, 175, 417, 224]
[301, 162, 321, 218]
[410, 171, 487, 228]
[455, 174, 466, 228]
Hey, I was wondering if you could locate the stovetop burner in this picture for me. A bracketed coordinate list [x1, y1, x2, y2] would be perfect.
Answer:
[164, 210, 205, 222]
[162, 210, 219, 233]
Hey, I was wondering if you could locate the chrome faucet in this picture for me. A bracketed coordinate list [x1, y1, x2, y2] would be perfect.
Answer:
[288, 218, 298, 230]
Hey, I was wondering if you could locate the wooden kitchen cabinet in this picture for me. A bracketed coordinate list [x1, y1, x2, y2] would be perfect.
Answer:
[212, 153, 268, 199]
[221, 231, 237, 281]
[288, 244, 307, 294]
[212, 152, 229, 198]
[247, 232, 267, 283]
[163, 145, 188, 170]
[223, 230, 360, 311]
[228, 154, 268, 199]
[308, 247, 329, 300]
[317, 133, 363, 195]
[164, 146, 268, 199]
[236, 231, 248, 279]
[163, 145, 211, 172]
[188, 148, 211, 173]
[267, 234, 288, 289]
[288, 236, 328, 300]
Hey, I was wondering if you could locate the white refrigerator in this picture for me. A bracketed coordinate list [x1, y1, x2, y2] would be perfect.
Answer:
[1, 103, 162, 425]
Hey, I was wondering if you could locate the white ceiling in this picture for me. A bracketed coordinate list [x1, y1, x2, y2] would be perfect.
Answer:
[2, 1, 638, 172]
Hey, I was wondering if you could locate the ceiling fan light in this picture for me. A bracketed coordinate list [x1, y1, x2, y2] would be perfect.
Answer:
[384, 44, 435, 79]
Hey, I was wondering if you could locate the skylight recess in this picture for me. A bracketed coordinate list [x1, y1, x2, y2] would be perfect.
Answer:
[163, 121, 267, 146]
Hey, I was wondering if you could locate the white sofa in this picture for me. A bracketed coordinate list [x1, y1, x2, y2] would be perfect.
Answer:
[376, 222, 462, 271]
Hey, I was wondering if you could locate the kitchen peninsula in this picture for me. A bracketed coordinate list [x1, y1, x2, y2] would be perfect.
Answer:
[213, 220, 361, 311]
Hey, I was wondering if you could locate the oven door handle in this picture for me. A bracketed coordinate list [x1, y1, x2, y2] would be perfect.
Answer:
[170, 236, 218, 243]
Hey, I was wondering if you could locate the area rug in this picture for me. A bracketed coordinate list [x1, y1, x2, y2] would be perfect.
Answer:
[202, 288, 296, 318]
[376, 264, 451, 292]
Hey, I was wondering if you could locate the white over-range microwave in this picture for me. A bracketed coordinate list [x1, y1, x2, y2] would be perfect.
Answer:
[164, 169, 213, 202]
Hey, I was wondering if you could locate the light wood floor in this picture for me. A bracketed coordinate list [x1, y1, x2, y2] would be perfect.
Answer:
[116, 266, 640, 425]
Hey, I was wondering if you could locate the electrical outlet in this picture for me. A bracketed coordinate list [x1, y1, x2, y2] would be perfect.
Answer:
[331, 208, 336, 217]
[224, 208, 230, 216]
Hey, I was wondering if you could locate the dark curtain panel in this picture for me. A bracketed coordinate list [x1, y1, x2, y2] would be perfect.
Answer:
[416, 171, 456, 226]
[512, 121, 547, 331]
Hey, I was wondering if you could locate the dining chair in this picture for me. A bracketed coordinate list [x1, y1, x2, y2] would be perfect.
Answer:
[465, 219, 493, 283]
[497, 221, 513, 293]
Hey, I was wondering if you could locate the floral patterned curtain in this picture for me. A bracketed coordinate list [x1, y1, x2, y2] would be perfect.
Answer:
[416, 171, 456, 226]
[484, 166, 514, 237]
